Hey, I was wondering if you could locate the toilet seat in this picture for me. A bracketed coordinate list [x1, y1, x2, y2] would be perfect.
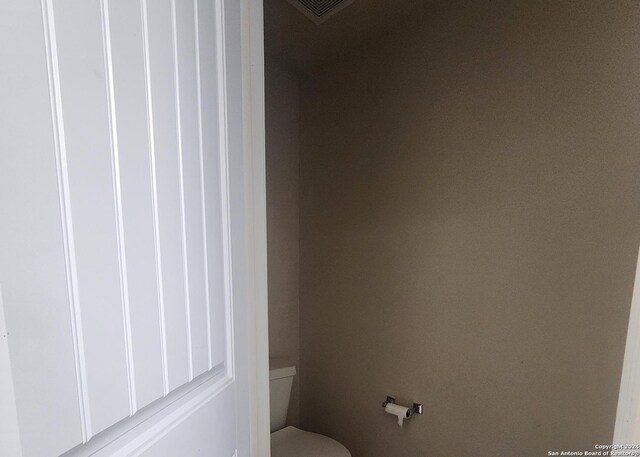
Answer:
[271, 426, 351, 457]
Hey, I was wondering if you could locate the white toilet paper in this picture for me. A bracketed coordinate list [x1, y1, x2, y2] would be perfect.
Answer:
[384, 403, 412, 427]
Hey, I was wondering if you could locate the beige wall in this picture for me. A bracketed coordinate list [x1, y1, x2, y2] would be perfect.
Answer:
[266, 63, 300, 426]
[298, 1, 640, 456]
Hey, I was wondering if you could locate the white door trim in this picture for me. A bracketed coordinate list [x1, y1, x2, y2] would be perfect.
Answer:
[240, 0, 270, 456]
[614, 246, 640, 443]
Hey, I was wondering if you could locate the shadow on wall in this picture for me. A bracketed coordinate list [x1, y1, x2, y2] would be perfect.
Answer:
[266, 63, 301, 427]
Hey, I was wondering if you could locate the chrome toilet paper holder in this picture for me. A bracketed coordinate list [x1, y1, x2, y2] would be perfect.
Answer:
[382, 396, 423, 415]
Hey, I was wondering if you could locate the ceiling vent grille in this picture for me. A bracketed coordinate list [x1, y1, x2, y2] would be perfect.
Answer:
[286, 0, 355, 24]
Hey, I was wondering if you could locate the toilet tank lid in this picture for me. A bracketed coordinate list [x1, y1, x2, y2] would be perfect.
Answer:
[269, 358, 297, 381]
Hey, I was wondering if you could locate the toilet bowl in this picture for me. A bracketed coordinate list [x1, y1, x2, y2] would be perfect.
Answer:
[270, 359, 351, 457]
[271, 426, 350, 457]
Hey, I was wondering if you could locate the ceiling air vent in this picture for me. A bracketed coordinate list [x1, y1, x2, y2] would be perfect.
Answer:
[286, 0, 355, 24]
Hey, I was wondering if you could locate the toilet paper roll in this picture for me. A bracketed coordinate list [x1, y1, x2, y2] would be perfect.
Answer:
[384, 403, 412, 427]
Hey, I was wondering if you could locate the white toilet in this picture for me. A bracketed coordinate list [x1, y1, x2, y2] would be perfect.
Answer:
[270, 359, 351, 457]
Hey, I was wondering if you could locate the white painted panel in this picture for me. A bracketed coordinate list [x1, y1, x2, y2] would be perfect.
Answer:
[221, 0, 245, 279]
[0, 288, 21, 456]
[0, 1, 83, 455]
[75, 371, 234, 457]
[197, 0, 229, 368]
[1, 0, 252, 454]
[173, 0, 210, 378]
[51, 0, 131, 434]
[106, 0, 165, 409]
[141, 382, 236, 457]
[222, 2, 249, 454]
[145, 0, 190, 392]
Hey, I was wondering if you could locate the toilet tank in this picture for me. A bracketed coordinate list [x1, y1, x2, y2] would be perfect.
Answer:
[269, 358, 297, 433]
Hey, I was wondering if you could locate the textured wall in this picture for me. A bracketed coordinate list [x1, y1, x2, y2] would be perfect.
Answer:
[298, 1, 640, 456]
[266, 63, 301, 426]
